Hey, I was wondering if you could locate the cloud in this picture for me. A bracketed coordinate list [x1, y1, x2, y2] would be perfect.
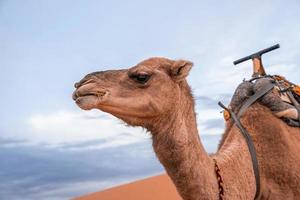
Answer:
[0, 137, 28, 147]
[0, 140, 164, 200]
[201, 118, 225, 131]
[195, 95, 220, 109]
[24, 96, 226, 149]
[0, 133, 221, 199]
[26, 109, 148, 145]
[195, 94, 232, 109]
[193, 94, 227, 136]
[58, 132, 150, 150]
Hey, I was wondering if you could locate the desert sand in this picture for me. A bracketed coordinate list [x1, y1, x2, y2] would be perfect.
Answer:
[74, 174, 182, 200]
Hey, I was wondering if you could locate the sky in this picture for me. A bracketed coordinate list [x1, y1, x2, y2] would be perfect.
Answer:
[1, 0, 300, 199]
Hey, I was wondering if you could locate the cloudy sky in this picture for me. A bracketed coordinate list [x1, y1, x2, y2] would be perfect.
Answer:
[1, 0, 300, 199]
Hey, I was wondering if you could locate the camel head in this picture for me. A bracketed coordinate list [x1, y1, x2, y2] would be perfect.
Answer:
[72, 57, 193, 128]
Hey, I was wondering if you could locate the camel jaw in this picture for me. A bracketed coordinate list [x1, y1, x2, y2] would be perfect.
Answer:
[72, 83, 109, 110]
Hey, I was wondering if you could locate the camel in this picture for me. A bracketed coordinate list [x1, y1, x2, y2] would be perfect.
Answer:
[72, 57, 300, 200]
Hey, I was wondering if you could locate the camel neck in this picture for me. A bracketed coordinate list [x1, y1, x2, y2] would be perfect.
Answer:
[150, 87, 219, 200]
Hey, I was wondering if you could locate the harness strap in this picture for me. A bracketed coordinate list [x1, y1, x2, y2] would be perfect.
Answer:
[217, 81, 275, 199]
[286, 91, 300, 124]
[238, 81, 275, 118]
[219, 102, 261, 199]
[282, 118, 300, 127]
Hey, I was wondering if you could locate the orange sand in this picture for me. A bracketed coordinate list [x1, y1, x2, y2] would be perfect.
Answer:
[74, 174, 182, 200]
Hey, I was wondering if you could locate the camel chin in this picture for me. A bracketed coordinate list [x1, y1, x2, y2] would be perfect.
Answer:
[75, 95, 99, 110]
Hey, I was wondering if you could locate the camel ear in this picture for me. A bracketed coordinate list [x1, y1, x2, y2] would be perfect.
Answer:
[170, 60, 193, 82]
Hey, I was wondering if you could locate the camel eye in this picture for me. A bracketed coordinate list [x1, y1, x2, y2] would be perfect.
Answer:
[129, 73, 151, 84]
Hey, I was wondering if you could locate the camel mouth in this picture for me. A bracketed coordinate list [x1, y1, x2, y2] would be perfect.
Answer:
[72, 82, 109, 110]
[72, 90, 107, 101]
[73, 82, 107, 100]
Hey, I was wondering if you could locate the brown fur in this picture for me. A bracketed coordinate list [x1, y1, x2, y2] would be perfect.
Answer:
[73, 57, 300, 200]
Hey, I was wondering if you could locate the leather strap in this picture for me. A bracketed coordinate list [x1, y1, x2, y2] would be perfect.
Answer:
[282, 118, 300, 127]
[218, 81, 275, 199]
[286, 91, 300, 124]
[238, 81, 275, 118]
[219, 102, 261, 199]
[222, 82, 274, 199]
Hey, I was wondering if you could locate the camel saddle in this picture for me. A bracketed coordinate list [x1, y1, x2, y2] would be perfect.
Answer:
[226, 75, 300, 127]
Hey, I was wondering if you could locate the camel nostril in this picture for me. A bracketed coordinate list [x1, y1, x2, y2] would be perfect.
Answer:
[74, 82, 80, 88]
[75, 78, 96, 89]
[72, 91, 78, 100]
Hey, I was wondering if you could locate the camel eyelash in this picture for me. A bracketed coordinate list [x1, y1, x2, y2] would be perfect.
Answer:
[129, 73, 151, 84]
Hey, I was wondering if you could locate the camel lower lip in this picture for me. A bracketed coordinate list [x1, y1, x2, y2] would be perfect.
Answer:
[73, 91, 107, 101]
[74, 92, 108, 104]
[75, 95, 95, 103]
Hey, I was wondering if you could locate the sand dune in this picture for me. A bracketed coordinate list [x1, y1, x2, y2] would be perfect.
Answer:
[74, 174, 182, 200]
